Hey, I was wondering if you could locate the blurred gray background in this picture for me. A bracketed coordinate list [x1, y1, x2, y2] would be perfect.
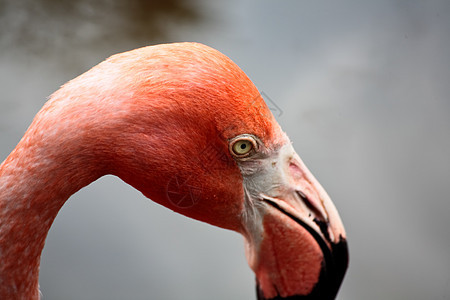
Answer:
[1, 1, 449, 299]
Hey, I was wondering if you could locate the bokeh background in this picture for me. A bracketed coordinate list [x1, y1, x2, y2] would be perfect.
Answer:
[1, 1, 449, 299]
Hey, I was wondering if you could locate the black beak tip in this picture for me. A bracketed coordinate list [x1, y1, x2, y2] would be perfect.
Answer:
[256, 237, 349, 300]
[327, 237, 349, 298]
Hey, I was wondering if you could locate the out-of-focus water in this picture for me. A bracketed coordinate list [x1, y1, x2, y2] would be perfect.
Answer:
[1, 1, 449, 299]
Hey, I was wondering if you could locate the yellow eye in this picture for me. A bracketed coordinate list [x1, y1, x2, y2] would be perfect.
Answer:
[233, 140, 252, 155]
[230, 137, 256, 157]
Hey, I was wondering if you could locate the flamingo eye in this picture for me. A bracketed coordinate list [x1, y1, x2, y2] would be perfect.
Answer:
[230, 136, 257, 157]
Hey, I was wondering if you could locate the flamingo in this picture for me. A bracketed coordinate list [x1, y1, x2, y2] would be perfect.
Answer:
[0, 42, 348, 300]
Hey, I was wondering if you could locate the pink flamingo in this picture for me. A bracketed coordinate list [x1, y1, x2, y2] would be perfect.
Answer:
[0, 43, 348, 299]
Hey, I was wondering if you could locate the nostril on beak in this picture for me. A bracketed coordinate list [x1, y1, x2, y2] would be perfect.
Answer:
[296, 190, 327, 223]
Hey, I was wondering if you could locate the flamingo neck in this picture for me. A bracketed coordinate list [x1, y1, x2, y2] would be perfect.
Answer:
[0, 108, 108, 299]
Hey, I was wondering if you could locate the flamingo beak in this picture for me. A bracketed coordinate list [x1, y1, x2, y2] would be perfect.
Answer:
[241, 143, 348, 299]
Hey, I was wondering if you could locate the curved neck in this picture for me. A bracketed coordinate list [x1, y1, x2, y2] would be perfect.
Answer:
[0, 122, 105, 299]
[0, 73, 121, 297]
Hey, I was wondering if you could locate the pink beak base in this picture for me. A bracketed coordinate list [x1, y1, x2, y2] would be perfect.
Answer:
[255, 205, 348, 299]
[252, 146, 348, 299]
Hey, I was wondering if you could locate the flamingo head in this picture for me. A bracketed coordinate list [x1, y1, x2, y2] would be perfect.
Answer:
[96, 43, 348, 299]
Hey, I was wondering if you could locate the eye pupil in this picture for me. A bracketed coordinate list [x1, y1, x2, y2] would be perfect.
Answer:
[240, 143, 247, 149]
